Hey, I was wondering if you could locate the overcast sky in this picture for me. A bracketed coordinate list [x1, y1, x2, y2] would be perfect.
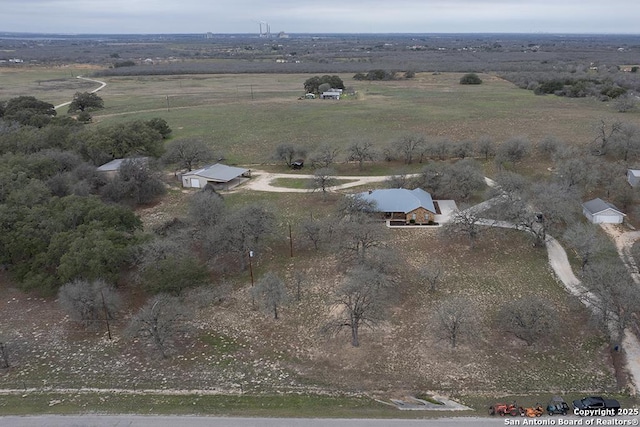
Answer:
[2, 0, 639, 35]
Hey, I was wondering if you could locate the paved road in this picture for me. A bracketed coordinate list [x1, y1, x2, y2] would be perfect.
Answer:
[0, 415, 604, 427]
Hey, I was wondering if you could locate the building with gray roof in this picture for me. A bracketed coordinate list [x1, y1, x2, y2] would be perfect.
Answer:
[181, 163, 250, 189]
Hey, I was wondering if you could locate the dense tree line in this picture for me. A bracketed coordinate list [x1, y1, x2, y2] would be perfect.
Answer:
[0, 95, 170, 293]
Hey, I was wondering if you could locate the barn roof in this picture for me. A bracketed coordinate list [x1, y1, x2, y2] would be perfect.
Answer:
[184, 163, 248, 183]
[97, 157, 149, 172]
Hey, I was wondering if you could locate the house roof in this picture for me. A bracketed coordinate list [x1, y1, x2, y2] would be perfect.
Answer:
[97, 157, 148, 172]
[357, 188, 436, 214]
[184, 163, 248, 183]
[582, 198, 625, 216]
[628, 169, 640, 178]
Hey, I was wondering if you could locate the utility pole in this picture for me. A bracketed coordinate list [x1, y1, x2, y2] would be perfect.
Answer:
[249, 250, 255, 309]
[100, 290, 112, 341]
[289, 223, 294, 258]
[166, 95, 170, 112]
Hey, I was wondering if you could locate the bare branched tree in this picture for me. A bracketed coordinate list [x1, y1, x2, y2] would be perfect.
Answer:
[563, 222, 613, 271]
[0, 341, 9, 369]
[325, 265, 391, 347]
[446, 209, 485, 249]
[581, 261, 640, 345]
[127, 294, 188, 359]
[161, 138, 216, 172]
[58, 279, 121, 330]
[497, 297, 558, 346]
[593, 118, 623, 154]
[418, 260, 443, 293]
[310, 167, 337, 197]
[346, 140, 377, 169]
[395, 134, 426, 164]
[310, 144, 340, 168]
[433, 297, 476, 348]
[251, 272, 287, 319]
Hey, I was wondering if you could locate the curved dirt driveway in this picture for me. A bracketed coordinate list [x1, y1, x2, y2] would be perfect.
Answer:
[242, 170, 418, 193]
[54, 76, 107, 110]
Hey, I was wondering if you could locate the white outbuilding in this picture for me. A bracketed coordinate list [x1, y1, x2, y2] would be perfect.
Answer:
[582, 198, 626, 224]
[627, 169, 640, 187]
[180, 163, 250, 190]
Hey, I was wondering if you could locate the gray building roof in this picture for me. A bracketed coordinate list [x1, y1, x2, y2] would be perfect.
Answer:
[582, 198, 624, 215]
[97, 157, 149, 172]
[357, 188, 436, 213]
[628, 169, 640, 178]
[184, 163, 248, 183]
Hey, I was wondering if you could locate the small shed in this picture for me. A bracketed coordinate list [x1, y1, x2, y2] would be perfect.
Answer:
[627, 169, 640, 187]
[582, 198, 626, 224]
[181, 163, 250, 189]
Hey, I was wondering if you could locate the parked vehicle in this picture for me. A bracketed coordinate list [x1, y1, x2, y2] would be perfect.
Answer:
[520, 404, 544, 417]
[489, 402, 519, 416]
[573, 396, 620, 415]
[547, 396, 570, 415]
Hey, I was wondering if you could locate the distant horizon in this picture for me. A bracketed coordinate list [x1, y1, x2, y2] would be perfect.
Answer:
[1, 30, 640, 37]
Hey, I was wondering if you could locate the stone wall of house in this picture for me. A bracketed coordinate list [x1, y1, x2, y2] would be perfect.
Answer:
[405, 207, 435, 224]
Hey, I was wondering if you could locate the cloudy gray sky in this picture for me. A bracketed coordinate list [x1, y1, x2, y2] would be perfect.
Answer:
[2, 0, 639, 35]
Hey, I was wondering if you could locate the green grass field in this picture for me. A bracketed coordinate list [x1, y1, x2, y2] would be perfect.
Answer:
[4, 68, 635, 166]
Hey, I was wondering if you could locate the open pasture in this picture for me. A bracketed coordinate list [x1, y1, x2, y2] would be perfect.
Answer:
[2, 67, 630, 164]
[87, 71, 633, 164]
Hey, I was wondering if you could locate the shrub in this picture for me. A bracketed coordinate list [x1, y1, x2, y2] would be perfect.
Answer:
[459, 73, 482, 85]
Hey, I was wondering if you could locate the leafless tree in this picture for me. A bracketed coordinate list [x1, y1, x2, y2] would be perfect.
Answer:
[446, 209, 485, 249]
[495, 136, 532, 168]
[563, 223, 613, 271]
[338, 220, 386, 262]
[385, 169, 413, 189]
[614, 93, 637, 113]
[204, 203, 276, 270]
[251, 271, 287, 319]
[581, 261, 640, 345]
[417, 159, 484, 201]
[451, 140, 474, 159]
[433, 297, 476, 348]
[127, 294, 188, 359]
[426, 138, 451, 160]
[497, 297, 558, 346]
[292, 269, 306, 301]
[187, 188, 225, 229]
[325, 265, 391, 347]
[475, 136, 496, 160]
[593, 118, 623, 154]
[395, 134, 426, 164]
[500, 181, 579, 247]
[274, 143, 307, 166]
[611, 122, 640, 162]
[346, 140, 377, 169]
[161, 138, 216, 172]
[418, 260, 443, 292]
[536, 135, 565, 160]
[58, 279, 121, 330]
[597, 160, 627, 199]
[310, 144, 340, 168]
[0, 341, 9, 369]
[300, 217, 324, 250]
[310, 167, 337, 197]
[554, 155, 599, 192]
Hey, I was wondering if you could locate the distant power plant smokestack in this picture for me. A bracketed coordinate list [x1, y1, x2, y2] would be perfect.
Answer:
[259, 21, 271, 38]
